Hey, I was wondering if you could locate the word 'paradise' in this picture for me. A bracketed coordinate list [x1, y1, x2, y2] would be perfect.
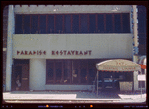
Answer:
[52, 50, 92, 56]
[17, 50, 46, 55]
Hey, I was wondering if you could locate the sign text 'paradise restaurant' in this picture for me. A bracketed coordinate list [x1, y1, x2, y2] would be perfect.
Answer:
[16, 50, 92, 56]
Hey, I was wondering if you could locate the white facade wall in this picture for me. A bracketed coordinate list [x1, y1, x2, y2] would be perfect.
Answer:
[30, 59, 46, 90]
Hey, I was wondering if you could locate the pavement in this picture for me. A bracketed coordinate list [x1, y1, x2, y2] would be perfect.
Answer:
[2, 90, 147, 103]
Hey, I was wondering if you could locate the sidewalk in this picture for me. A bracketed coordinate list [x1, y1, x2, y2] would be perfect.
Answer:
[3, 90, 146, 103]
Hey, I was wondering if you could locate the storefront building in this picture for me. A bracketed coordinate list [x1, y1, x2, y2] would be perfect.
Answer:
[4, 5, 142, 91]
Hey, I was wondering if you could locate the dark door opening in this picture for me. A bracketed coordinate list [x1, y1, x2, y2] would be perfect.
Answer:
[12, 59, 29, 91]
[12, 65, 22, 91]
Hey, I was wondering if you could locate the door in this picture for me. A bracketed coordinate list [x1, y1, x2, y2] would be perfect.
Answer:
[21, 64, 29, 91]
[11, 64, 29, 91]
[11, 65, 22, 91]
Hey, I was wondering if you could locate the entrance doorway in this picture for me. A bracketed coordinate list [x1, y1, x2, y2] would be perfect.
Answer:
[95, 71, 133, 92]
[12, 59, 29, 91]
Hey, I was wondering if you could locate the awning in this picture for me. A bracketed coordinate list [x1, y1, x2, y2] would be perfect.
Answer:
[96, 59, 141, 72]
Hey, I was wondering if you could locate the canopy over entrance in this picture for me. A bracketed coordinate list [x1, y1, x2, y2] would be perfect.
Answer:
[96, 59, 141, 72]
[95, 59, 141, 97]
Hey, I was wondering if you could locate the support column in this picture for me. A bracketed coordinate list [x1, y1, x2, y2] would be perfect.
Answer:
[132, 5, 139, 91]
[6, 5, 15, 91]
[30, 59, 46, 90]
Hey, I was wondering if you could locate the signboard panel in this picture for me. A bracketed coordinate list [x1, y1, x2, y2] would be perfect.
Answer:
[138, 75, 146, 81]
[12, 34, 133, 59]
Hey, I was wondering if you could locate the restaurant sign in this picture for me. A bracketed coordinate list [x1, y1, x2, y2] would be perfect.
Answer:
[16, 50, 92, 56]
[96, 59, 141, 72]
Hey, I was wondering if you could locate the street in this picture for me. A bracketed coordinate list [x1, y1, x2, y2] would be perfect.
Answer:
[3, 90, 146, 103]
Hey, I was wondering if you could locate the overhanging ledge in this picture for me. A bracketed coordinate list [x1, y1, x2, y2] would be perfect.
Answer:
[96, 59, 141, 72]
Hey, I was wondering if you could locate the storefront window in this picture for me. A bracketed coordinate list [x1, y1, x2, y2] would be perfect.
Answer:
[72, 69, 79, 84]
[64, 69, 70, 84]
[46, 62, 54, 84]
[55, 62, 62, 84]
[80, 69, 87, 83]
[55, 69, 62, 83]
[46, 60, 97, 85]
[89, 69, 96, 84]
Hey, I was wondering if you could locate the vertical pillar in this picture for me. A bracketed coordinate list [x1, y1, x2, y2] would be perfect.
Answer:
[96, 71, 98, 96]
[132, 5, 139, 91]
[6, 5, 15, 91]
[30, 59, 46, 90]
[132, 5, 139, 62]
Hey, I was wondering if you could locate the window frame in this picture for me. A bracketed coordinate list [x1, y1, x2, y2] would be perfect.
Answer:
[15, 13, 130, 34]
[46, 59, 97, 85]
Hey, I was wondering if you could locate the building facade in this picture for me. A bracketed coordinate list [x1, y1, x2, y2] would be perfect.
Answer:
[3, 5, 146, 91]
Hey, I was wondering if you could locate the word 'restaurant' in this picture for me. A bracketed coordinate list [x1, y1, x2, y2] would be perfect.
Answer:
[52, 50, 92, 56]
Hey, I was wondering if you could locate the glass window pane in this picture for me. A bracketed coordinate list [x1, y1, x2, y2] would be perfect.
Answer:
[64, 69, 70, 84]
[80, 69, 87, 83]
[64, 15, 71, 33]
[97, 14, 104, 33]
[31, 15, 38, 34]
[48, 68, 53, 78]
[55, 62, 62, 84]
[55, 15, 63, 33]
[138, 12, 146, 33]
[72, 15, 79, 33]
[89, 14, 96, 33]
[139, 81, 145, 88]
[39, 15, 46, 34]
[24, 15, 30, 34]
[72, 69, 78, 84]
[80, 15, 88, 33]
[106, 14, 113, 33]
[114, 14, 121, 33]
[72, 60, 79, 84]
[122, 13, 130, 33]
[88, 69, 96, 84]
[47, 62, 54, 84]
[15, 15, 23, 34]
[64, 61, 71, 84]
[47, 15, 54, 33]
